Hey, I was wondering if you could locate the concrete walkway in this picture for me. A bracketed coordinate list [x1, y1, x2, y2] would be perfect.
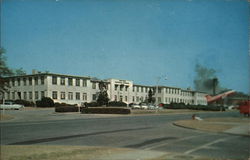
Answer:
[224, 124, 250, 136]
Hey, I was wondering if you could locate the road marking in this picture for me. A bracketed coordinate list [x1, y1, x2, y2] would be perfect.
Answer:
[143, 135, 201, 150]
[184, 137, 229, 154]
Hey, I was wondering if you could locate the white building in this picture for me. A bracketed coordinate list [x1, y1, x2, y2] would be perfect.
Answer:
[1, 72, 208, 106]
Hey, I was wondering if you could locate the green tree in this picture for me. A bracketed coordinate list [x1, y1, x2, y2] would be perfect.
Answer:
[0, 48, 13, 77]
[148, 89, 154, 104]
[97, 81, 109, 106]
[14, 68, 26, 76]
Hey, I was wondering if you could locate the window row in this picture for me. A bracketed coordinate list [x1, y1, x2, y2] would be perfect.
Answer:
[114, 85, 129, 91]
[52, 91, 88, 101]
[52, 76, 88, 87]
[165, 88, 180, 94]
[6, 91, 45, 100]
[132, 96, 147, 102]
[8, 76, 45, 86]
[114, 95, 128, 102]
[132, 86, 153, 93]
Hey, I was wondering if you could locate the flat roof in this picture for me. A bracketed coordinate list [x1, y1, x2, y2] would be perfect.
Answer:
[3, 73, 91, 79]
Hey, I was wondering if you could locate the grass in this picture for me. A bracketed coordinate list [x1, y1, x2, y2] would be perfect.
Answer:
[0, 145, 132, 160]
[0, 114, 14, 121]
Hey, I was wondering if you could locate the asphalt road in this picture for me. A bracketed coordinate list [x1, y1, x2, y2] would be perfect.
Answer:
[1, 111, 249, 160]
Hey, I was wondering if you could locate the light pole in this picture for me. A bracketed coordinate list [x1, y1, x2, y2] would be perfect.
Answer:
[155, 76, 167, 106]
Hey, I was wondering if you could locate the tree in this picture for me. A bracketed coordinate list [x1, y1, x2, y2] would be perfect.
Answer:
[97, 81, 109, 106]
[14, 68, 26, 76]
[36, 97, 55, 107]
[0, 48, 13, 77]
[0, 48, 26, 102]
[147, 89, 154, 104]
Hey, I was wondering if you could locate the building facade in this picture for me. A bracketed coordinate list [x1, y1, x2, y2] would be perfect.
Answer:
[1, 73, 208, 106]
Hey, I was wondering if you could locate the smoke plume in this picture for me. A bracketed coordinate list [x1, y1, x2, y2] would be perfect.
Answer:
[194, 64, 224, 95]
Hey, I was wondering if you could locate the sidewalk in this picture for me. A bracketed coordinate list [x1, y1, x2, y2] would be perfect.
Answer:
[174, 117, 250, 136]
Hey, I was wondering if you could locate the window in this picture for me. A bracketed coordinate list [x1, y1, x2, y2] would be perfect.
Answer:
[23, 78, 27, 86]
[92, 94, 97, 101]
[158, 97, 161, 103]
[120, 85, 123, 91]
[29, 92, 32, 99]
[133, 87, 135, 92]
[141, 96, 143, 101]
[35, 91, 39, 99]
[52, 76, 57, 85]
[12, 92, 15, 99]
[61, 92, 65, 100]
[76, 92, 80, 100]
[137, 87, 139, 92]
[83, 93, 87, 101]
[120, 96, 123, 102]
[24, 92, 27, 100]
[35, 77, 38, 85]
[82, 79, 87, 87]
[76, 79, 80, 86]
[132, 96, 135, 102]
[115, 85, 118, 91]
[92, 82, 96, 89]
[68, 78, 73, 86]
[29, 77, 33, 85]
[68, 92, 73, 100]
[52, 91, 57, 99]
[17, 78, 20, 86]
[40, 76, 44, 85]
[141, 87, 143, 92]
[41, 91, 45, 98]
[12, 79, 15, 86]
[115, 95, 117, 101]
[136, 96, 139, 102]
[125, 86, 128, 91]
[60, 77, 65, 85]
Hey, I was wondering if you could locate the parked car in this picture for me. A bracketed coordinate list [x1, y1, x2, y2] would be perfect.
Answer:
[140, 104, 148, 110]
[148, 104, 159, 110]
[131, 104, 141, 109]
[0, 101, 24, 110]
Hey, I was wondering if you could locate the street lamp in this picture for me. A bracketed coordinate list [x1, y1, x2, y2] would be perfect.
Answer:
[155, 76, 167, 106]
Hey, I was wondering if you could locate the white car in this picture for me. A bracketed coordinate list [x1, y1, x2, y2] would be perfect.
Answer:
[141, 104, 148, 110]
[131, 104, 141, 109]
[0, 102, 24, 110]
[148, 105, 158, 110]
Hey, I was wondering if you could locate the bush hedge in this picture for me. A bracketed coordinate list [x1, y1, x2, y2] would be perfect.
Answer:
[36, 97, 55, 107]
[14, 100, 35, 107]
[108, 101, 127, 107]
[84, 102, 99, 107]
[55, 106, 81, 112]
[81, 107, 131, 114]
[162, 102, 225, 111]
[54, 102, 77, 107]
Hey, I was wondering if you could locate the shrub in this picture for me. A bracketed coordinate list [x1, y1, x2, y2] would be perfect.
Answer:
[54, 102, 76, 107]
[84, 102, 99, 107]
[14, 99, 35, 107]
[108, 101, 127, 107]
[36, 97, 54, 107]
[81, 107, 131, 114]
[55, 106, 81, 112]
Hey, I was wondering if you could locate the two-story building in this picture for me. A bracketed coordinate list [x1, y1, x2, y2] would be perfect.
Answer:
[1, 72, 208, 106]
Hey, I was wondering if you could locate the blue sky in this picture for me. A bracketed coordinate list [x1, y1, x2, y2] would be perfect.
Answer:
[2, 0, 249, 93]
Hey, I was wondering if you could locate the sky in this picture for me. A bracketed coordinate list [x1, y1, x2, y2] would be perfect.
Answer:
[2, 0, 249, 94]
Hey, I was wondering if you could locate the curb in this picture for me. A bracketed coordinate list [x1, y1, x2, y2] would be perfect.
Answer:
[172, 122, 250, 137]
